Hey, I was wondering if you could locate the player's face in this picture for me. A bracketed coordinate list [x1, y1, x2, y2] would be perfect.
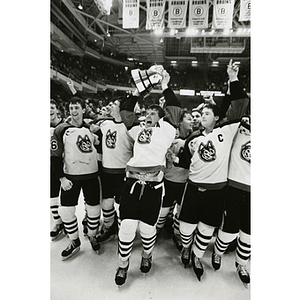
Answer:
[200, 107, 217, 129]
[100, 106, 108, 116]
[50, 104, 59, 121]
[69, 103, 85, 122]
[145, 109, 160, 128]
[192, 111, 201, 128]
[109, 100, 120, 117]
[180, 113, 193, 132]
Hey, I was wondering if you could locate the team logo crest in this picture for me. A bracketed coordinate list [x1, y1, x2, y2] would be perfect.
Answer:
[106, 129, 117, 149]
[76, 134, 93, 153]
[198, 140, 216, 162]
[240, 141, 251, 163]
[137, 128, 153, 144]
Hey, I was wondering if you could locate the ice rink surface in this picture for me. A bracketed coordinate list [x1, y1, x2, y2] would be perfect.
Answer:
[50, 193, 250, 300]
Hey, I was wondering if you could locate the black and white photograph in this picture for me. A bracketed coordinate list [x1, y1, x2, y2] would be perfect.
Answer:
[49, 1, 251, 299]
[4, 1, 300, 299]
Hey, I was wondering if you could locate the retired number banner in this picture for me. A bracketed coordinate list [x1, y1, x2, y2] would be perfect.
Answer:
[168, 0, 188, 28]
[212, 0, 235, 29]
[123, 0, 140, 28]
[239, 0, 251, 21]
[188, 0, 209, 29]
[146, 0, 166, 30]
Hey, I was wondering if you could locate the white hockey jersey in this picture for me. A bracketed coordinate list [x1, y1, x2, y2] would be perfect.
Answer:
[165, 137, 189, 183]
[187, 120, 240, 190]
[126, 118, 176, 173]
[51, 122, 99, 179]
[100, 119, 133, 173]
[228, 117, 251, 192]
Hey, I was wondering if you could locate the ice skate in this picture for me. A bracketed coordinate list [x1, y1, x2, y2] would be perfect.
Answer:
[115, 264, 129, 287]
[191, 252, 204, 281]
[96, 222, 117, 244]
[211, 250, 221, 270]
[61, 238, 81, 261]
[50, 223, 65, 241]
[82, 217, 88, 236]
[89, 235, 101, 254]
[172, 233, 183, 252]
[140, 255, 152, 274]
[181, 246, 191, 268]
[236, 262, 250, 288]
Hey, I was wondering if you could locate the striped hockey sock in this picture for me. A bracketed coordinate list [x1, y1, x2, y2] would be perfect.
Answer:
[140, 222, 157, 256]
[179, 221, 197, 248]
[173, 213, 180, 235]
[192, 223, 215, 258]
[63, 217, 79, 240]
[50, 197, 62, 224]
[156, 207, 170, 230]
[236, 231, 251, 266]
[102, 207, 116, 228]
[214, 230, 238, 256]
[118, 220, 138, 263]
[86, 204, 101, 237]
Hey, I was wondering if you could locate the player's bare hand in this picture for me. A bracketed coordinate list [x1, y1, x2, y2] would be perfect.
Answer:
[60, 177, 73, 191]
[89, 123, 100, 133]
[227, 59, 239, 81]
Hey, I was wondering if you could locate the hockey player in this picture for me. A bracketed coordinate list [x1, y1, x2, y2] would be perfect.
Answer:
[51, 96, 102, 260]
[50, 99, 65, 240]
[89, 97, 134, 244]
[168, 60, 249, 281]
[157, 109, 193, 251]
[115, 67, 182, 286]
[211, 116, 251, 287]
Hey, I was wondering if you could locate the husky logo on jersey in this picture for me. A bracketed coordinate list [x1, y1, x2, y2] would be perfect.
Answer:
[198, 140, 216, 162]
[106, 129, 117, 149]
[240, 141, 251, 163]
[137, 128, 153, 144]
[76, 134, 93, 153]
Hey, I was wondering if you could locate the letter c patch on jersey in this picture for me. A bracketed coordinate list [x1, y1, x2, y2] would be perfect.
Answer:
[137, 128, 153, 144]
[76, 134, 93, 153]
[198, 140, 216, 162]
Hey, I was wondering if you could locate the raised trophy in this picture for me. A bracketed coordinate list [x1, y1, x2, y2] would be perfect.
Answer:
[131, 65, 164, 96]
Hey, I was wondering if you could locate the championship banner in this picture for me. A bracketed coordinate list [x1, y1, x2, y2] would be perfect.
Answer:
[212, 0, 235, 29]
[188, 0, 209, 29]
[239, 0, 251, 21]
[168, 0, 188, 28]
[123, 0, 140, 28]
[146, 0, 166, 30]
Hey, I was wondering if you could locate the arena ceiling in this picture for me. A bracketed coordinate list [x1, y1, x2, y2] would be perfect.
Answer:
[51, 0, 250, 68]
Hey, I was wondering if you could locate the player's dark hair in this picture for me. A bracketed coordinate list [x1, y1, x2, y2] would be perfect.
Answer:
[179, 109, 192, 123]
[50, 99, 59, 108]
[68, 97, 86, 109]
[148, 104, 165, 118]
[202, 103, 221, 118]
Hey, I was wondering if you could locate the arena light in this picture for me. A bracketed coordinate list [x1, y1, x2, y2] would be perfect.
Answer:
[170, 28, 178, 36]
[186, 27, 198, 36]
[180, 89, 195, 96]
[154, 28, 163, 35]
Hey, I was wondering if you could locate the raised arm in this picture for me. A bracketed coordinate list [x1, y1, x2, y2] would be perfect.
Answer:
[161, 70, 182, 128]
[119, 89, 141, 129]
[220, 59, 250, 120]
